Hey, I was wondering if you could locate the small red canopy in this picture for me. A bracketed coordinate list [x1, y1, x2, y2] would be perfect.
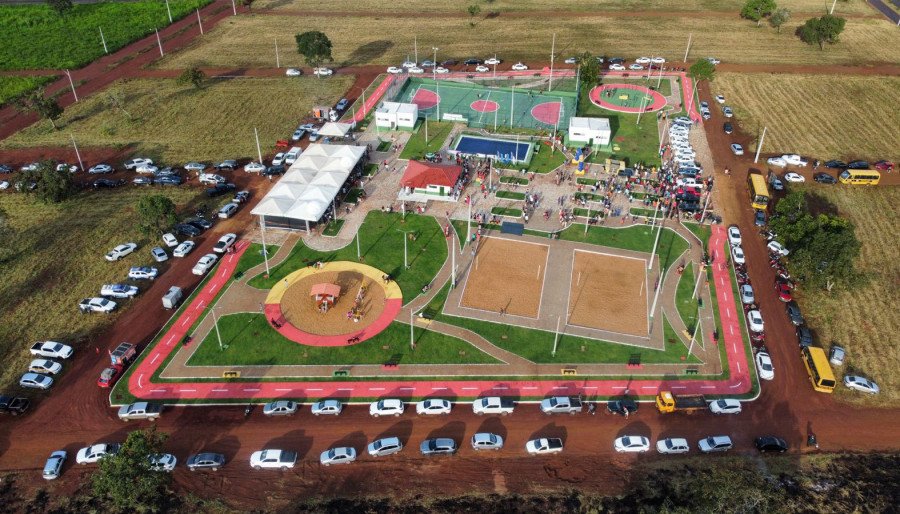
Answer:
[401, 160, 462, 189]
[310, 283, 341, 298]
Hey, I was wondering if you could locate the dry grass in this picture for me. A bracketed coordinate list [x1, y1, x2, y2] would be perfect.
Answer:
[256, 0, 877, 14]
[157, 15, 900, 71]
[715, 73, 900, 162]
[795, 185, 900, 406]
[0, 187, 200, 390]
[0, 76, 353, 163]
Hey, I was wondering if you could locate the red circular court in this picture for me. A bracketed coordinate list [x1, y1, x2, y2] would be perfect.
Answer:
[589, 84, 667, 113]
[470, 99, 499, 113]
[531, 101, 562, 125]
[411, 88, 440, 110]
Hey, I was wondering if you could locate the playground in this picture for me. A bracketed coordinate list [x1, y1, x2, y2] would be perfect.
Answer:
[588, 83, 667, 114]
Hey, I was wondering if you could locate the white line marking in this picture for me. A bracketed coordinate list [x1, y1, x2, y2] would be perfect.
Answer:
[399, 387, 415, 390]
[150, 354, 160, 365]
[151, 389, 167, 393]
[641, 386, 656, 390]
[462, 387, 478, 390]
[432, 387, 448, 390]
[522, 386, 538, 390]
[612, 386, 626, 390]
[583, 386, 598, 389]
[701, 386, 715, 389]
[671, 386, 687, 389]
[336, 388, 353, 391]
[368, 388, 386, 391]
[729, 326, 734, 336]
[730, 381, 743, 389]
[211, 388, 229, 392]
[732, 343, 737, 352]
[307, 388, 323, 391]
[243, 388, 261, 392]
[737, 362, 742, 373]
[137, 374, 144, 388]
[492, 385, 509, 389]
[179, 388, 197, 392]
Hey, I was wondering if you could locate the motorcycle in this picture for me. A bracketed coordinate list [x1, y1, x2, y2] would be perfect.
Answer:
[807, 433, 819, 449]
[244, 404, 253, 418]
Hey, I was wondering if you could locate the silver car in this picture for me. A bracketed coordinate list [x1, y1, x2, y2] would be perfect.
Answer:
[43, 450, 67, 480]
[470, 433, 504, 451]
[420, 438, 456, 456]
[262, 400, 298, 416]
[367, 437, 403, 457]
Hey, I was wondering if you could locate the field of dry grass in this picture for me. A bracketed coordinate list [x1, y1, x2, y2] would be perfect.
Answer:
[157, 15, 900, 71]
[795, 185, 899, 405]
[715, 73, 900, 162]
[0, 76, 353, 163]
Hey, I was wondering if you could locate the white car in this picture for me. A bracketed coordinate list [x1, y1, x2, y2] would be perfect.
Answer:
[408, 66, 425, 74]
[198, 173, 225, 185]
[162, 233, 178, 247]
[320, 447, 356, 466]
[511, 62, 528, 71]
[731, 245, 745, 265]
[135, 164, 159, 174]
[471, 433, 504, 451]
[756, 351, 775, 381]
[434, 66, 449, 74]
[76, 443, 120, 464]
[706, 57, 721, 65]
[386, 66, 403, 74]
[401, 60, 416, 68]
[784, 172, 805, 183]
[698, 435, 733, 453]
[0, 181, 8, 190]
[614, 436, 650, 453]
[20, 372, 53, 389]
[313, 67, 333, 76]
[485, 57, 501, 65]
[636, 57, 651, 64]
[739, 284, 755, 305]
[843, 375, 880, 394]
[148, 454, 177, 472]
[244, 162, 265, 173]
[249, 449, 297, 470]
[783, 154, 808, 166]
[714, 94, 725, 103]
[767, 156, 788, 168]
[416, 398, 451, 415]
[722, 106, 733, 118]
[262, 400, 298, 416]
[150, 246, 168, 262]
[731, 144, 744, 156]
[727, 226, 742, 246]
[475, 65, 489, 73]
[42, 450, 67, 480]
[747, 309, 764, 333]
[128, 266, 158, 280]
[173, 240, 195, 257]
[213, 233, 237, 253]
[218, 202, 238, 219]
[123, 158, 153, 170]
[628, 64, 644, 70]
[271, 153, 286, 166]
[369, 399, 404, 417]
[656, 438, 690, 454]
[29, 359, 62, 375]
[184, 162, 206, 172]
[767, 241, 789, 256]
[609, 64, 626, 71]
[192, 254, 218, 275]
[709, 399, 742, 415]
[100, 283, 138, 299]
[105, 242, 138, 261]
[88, 163, 113, 174]
[564, 57, 578, 64]
[30, 341, 73, 359]
[285, 68, 302, 77]
[525, 438, 563, 455]
[311, 399, 343, 416]
[367, 437, 403, 457]
[79, 297, 117, 314]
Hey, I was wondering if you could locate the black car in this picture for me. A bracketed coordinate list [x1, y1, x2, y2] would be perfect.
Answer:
[847, 160, 869, 170]
[92, 178, 124, 189]
[796, 325, 813, 348]
[824, 160, 847, 169]
[785, 301, 804, 326]
[206, 183, 236, 197]
[187, 217, 213, 230]
[679, 201, 701, 212]
[0, 395, 30, 415]
[813, 172, 836, 184]
[606, 398, 638, 416]
[214, 160, 238, 171]
[677, 192, 701, 202]
[0, 164, 12, 173]
[723, 122, 733, 134]
[440, 59, 458, 66]
[463, 58, 483, 65]
[607, 57, 625, 64]
[156, 175, 183, 186]
[175, 223, 202, 237]
[233, 190, 250, 203]
[754, 209, 767, 227]
[263, 165, 286, 176]
[755, 436, 788, 453]
[186, 452, 226, 471]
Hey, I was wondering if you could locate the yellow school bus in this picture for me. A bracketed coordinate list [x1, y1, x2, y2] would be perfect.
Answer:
[801, 346, 836, 393]
[747, 173, 769, 210]
[839, 169, 881, 185]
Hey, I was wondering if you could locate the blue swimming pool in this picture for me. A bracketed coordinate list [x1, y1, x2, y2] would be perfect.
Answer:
[453, 135, 532, 163]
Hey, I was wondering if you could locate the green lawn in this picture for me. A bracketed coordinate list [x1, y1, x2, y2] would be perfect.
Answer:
[376, 140, 391, 152]
[559, 224, 689, 273]
[322, 219, 344, 237]
[234, 243, 280, 277]
[491, 207, 523, 217]
[187, 313, 498, 366]
[675, 263, 700, 332]
[344, 188, 365, 204]
[498, 143, 567, 174]
[0, 1, 211, 70]
[630, 207, 663, 218]
[248, 211, 447, 302]
[577, 86, 661, 167]
[364, 163, 380, 176]
[496, 190, 526, 200]
[683, 222, 712, 251]
[0, 75, 56, 106]
[399, 120, 454, 160]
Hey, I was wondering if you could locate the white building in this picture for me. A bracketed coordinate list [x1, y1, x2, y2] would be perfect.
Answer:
[568, 117, 611, 147]
[375, 102, 418, 130]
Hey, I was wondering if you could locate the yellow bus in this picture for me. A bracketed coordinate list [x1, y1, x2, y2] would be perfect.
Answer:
[801, 346, 836, 393]
[839, 169, 881, 185]
[747, 173, 770, 210]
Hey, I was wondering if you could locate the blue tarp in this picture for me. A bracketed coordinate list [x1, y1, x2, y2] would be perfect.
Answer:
[500, 222, 525, 235]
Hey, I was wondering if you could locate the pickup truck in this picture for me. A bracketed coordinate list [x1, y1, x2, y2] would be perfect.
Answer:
[472, 397, 515, 415]
[526, 438, 564, 455]
[540, 396, 583, 415]
[117, 402, 163, 421]
[0, 395, 30, 415]
[655, 391, 707, 413]
[250, 449, 297, 470]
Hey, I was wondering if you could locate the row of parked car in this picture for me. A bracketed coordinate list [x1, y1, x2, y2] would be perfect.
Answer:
[17, 341, 75, 391]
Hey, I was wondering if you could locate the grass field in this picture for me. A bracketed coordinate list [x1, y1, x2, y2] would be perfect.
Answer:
[399, 120, 454, 160]
[156, 14, 900, 69]
[579, 86, 662, 167]
[0, 1, 210, 70]
[715, 73, 900, 162]
[0, 187, 203, 390]
[795, 185, 899, 405]
[186, 313, 498, 366]
[498, 144, 568, 174]
[0, 76, 56, 106]
[0, 76, 353, 163]
[676, 263, 701, 333]
[234, 243, 280, 277]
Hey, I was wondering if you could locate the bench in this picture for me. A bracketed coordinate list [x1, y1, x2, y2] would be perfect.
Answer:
[222, 371, 241, 379]
[332, 370, 349, 377]
[561, 368, 577, 376]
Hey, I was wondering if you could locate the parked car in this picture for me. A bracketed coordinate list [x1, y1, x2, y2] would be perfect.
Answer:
[727, 225, 742, 246]
[218, 202, 239, 219]
[471, 433, 504, 451]
[755, 351, 775, 380]
[175, 223, 202, 237]
[118, 402, 163, 421]
[709, 399, 742, 415]
[105, 243, 138, 262]
[825, 160, 847, 169]
[79, 297, 117, 314]
[874, 160, 894, 172]
[97, 364, 123, 388]
[30, 341, 73, 359]
[132, 176, 153, 186]
[829, 346, 846, 366]
[233, 190, 250, 203]
[475, 65, 489, 73]
[767, 241, 789, 256]
[156, 175, 183, 186]
[739, 284, 755, 305]
[843, 375, 879, 394]
[434, 66, 449, 74]
[29, 359, 62, 375]
[609, 64, 626, 71]
[564, 57, 578, 64]
[263, 165, 286, 176]
[785, 301, 804, 326]
[187, 453, 225, 471]
[386, 66, 402, 74]
[511, 62, 528, 71]
[199, 173, 225, 185]
[213, 233, 237, 253]
[76, 443, 121, 464]
[698, 435, 733, 453]
[88, 164, 114, 174]
[628, 64, 644, 70]
[214, 160, 238, 171]
[814, 172, 837, 184]
[464, 58, 483, 65]
[775, 282, 792, 302]
[416, 398, 452, 415]
[192, 254, 218, 275]
[755, 436, 788, 453]
[747, 310, 764, 333]
[606, 397, 638, 416]
[420, 438, 457, 456]
[285, 68, 302, 77]
[161, 233, 178, 248]
[150, 246, 168, 263]
[250, 449, 297, 470]
[784, 172, 805, 183]
[320, 447, 357, 466]
[123, 158, 153, 170]
[262, 400, 298, 416]
[754, 210, 767, 227]
[0, 395, 30, 415]
[767, 156, 788, 168]
[206, 183, 236, 197]
[722, 106, 733, 118]
[525, 438, 563, 455]
[369, 399, 404, 417]
[730, 143, 744, 156]
[128, 266, 158, 280]
[311, 399, 343, 416]
[19, 372, 53, 390]
[93, 178, 125, 189]
[367, 437, 403, 457]
[796, 325, 813, 347]
[135, 164, 159, 174]
[614, 436, 650, 453]
[313, 67, 333, 76]
[42, 450, 67, 480]
[723, 122, 733, 134]
[847, 160, 869, 169]
[147, 453, 177, 472]
[731, 245, 745, 265]
[244, 162, 265, 173]
[656, 438, 690, 454]
[173, 240, 195, 257]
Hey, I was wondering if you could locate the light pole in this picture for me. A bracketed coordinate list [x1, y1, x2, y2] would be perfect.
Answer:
[164, 0, 173, 23]
[70, 134, 85, 172]
[196, 9, 204, 34]
[99, 27, 108, 54]
[432, 47, 438, 81]
[397, 228, 414, 268]
[254, 127, 263, 164]
[213, 308, 224, 350]
[155, 28, 164, 57]
[275, 38, 280, 68]
[753, 126, 767, 163]
[259, 216, 270, 276]
[64, 70, 78, 102]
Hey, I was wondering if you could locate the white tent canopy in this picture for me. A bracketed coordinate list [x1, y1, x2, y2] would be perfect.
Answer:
[251, 143, 366, 224]
[318, 122, 353, 137]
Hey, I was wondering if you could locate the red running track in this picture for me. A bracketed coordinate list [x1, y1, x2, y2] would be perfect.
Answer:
[263, 299, 403, 347]
[129, 228, 752, 402]
[600, 70, 703, 123]
[589, 84, 666, 113]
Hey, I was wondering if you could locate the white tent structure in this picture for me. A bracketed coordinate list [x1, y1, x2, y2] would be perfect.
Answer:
[318, 122, 354, 138]
[251, 143, 367, 232]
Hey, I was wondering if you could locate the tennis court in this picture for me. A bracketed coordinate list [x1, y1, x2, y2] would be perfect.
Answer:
[393, 77, 577, 131]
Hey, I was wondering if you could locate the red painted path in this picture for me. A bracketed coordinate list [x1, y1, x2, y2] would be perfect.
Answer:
[129, 226, 752, 402]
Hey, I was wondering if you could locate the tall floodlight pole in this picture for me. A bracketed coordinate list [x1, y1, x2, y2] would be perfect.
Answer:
[409, 309, 415, 349]
[648, 215, 665, 270]
[275, 38, 280, 68]
[636, 93, 648, 125]
[753, 126, 767, 163]
[99, 27, 109, 53]
[155, 29, 164, 57]
[432, 47, 438, 81]
[510, 85, 515, 128]
[259, 216, 270, 276]
[414, 36, 418, 65]
[656, 59, 665, 89]
[397, 228, 414, 269]
[254, 127, 263, 164]
[64, 70, 78, 102]
[196, 9, 204, 34]
[691, 263, 705, 300]
[830, 0, 838, 14]
[451, 229, 456, 287]
[549, 33, 556, 91]
[164, 0, 173, 23]
[699, 189, 713, 224]
[466, 199, 472, 244]
[687, 311, 700, 357]
[356, 231, 361, 260]
[231, 0, 237, 15]
[424, 113, 428, 143]
[683, 33, 693, 63]
[213, 308, 224, 351]
[551, 316, 561, 356]
[70, 134, 85, 172]
[436, 78, 440, 119]
[649, 269, 665, 326]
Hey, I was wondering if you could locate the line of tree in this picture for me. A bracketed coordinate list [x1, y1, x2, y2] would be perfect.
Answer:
[741, 0, 845, 49]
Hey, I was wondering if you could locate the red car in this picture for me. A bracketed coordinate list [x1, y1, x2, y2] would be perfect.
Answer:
[874, 160, 894, 172]
[97, 364, 123, 388]
[775, 282, 792, 302]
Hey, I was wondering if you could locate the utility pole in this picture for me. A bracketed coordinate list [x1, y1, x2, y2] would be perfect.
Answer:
[197, 9, 204, 34]
[636, 93, 648, 125]
[551, 316, 561, 356]
[549, 32, 556, 91]
[231, 0, 237, 16]
[164, 0, 173, 23]
[649, 269, 665, 326]
[275, 38, 280, 68]
[213, 308, 224, 350]
[753, 126, 767, 163]
[683, 33, 692, 62]
[409, 309, 415, 349]
[699, 188, 713, 224]
[648, 215, 665, 270]
[155, 29, 164, 57]
[254, 127, 263, 164]
[64, 70, 78, 102]
[70, 134, 85, 172]
[356, 231, 361, 260]
[691, 262, 705, 300]
[99, 27, 108, 54]
[259, 216, 270, 276]
[432, 46, 438, 81]
[830, 0, 838, 14]
[414, 35, 418, 65]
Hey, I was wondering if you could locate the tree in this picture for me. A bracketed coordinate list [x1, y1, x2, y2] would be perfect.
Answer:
[20, 161, 75, 204]
[769, 8, 790, 33]
[92, 428, 172, 513]
[177, 66, 206, 89]
[137, 195, 177, 237]
[46, 0, 73, 16]
[467, 4, 481, 18]
[689, 59, 716, 83]
[798, 14, 846, 50]
[577, 52, 600, 89]
[14, 87, 63, 129]
[295, 31, 333, 73]
[741, 0, 777, 27]
[104, 87, 131, 120]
